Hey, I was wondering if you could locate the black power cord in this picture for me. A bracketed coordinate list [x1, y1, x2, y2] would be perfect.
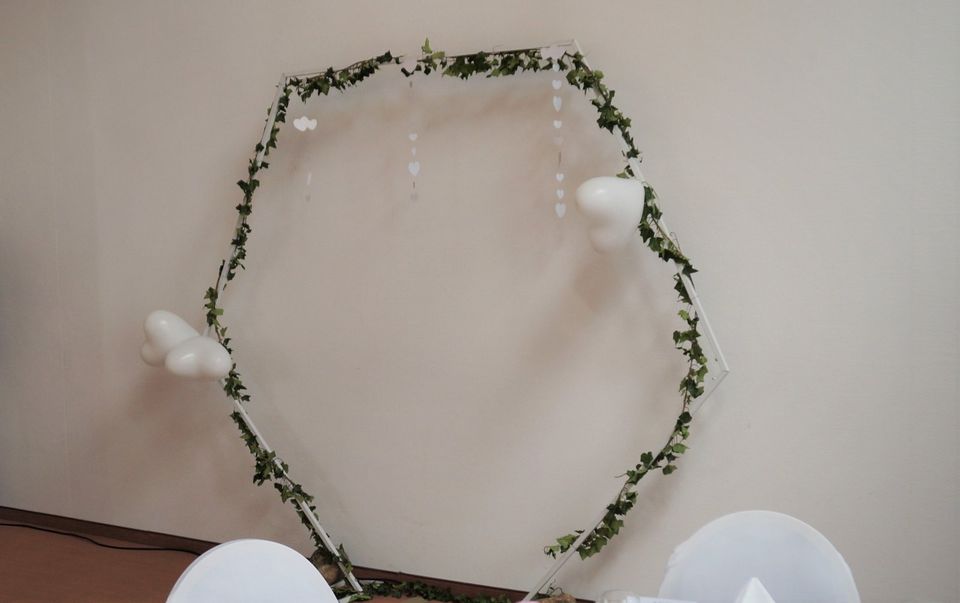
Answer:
[0, 522, 201, 556]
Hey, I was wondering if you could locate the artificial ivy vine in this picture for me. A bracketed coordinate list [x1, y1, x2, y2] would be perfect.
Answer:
[202, 39, 707, 591]
[335, 580, 514, 603]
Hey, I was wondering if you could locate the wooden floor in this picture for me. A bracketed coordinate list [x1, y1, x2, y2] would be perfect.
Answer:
[0, 521, 425, 602]
[0, 521, 195, 602]
[0, 508, 536, 603]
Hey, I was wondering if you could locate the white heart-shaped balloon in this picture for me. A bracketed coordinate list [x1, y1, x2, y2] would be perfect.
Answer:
[575, 176, 646, 253]
[165, 336, 233, 380]
[141, 310, 199, 366]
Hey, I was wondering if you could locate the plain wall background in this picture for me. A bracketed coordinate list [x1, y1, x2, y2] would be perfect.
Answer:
[1, 1, 957, 601]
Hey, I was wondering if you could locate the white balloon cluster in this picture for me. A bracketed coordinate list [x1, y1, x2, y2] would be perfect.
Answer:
[140, 310, 232, 380]
[575, 176, 646, 253]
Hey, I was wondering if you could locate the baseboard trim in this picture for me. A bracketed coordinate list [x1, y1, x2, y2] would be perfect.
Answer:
[0, 505, 218, 555]
[0, 506, 583, 602]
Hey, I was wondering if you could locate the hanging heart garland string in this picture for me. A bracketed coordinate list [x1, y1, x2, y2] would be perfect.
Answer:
[201, 40, 707, 596]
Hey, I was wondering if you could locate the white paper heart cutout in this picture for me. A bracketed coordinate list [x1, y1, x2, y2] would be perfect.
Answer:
[293, 116, 317, 132]
[408, 161, 421, 177]
[553, 96, 562, 112]
[576, 176, 646, 253]
[552, 79, 562, 90]
[556, 189, 565, 199]
[408, 132, 418, 141]
[141, 310, 232, 380]
[554, 202, 567, 218]
[553, 120, 562, 129]
[556, 172, 565, 182]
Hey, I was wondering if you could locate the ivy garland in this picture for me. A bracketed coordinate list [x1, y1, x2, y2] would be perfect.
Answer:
[334, 580, 514, 603]
[202, 40, 706, 595]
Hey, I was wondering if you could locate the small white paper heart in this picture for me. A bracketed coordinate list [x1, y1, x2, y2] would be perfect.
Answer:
[556, 189, 565, 199]
[554, 202, 567, 218]
[556, 173, 565, 182]
[553, 120, 562, 129]
[541, 45, 566, 61]
[553, 96, 562, 111]
[293, 116, 317, 132]
[408, 161, 421, 177]
[553, 136, 564, 146]
[552, 79, 562, 90]
[552, 63, 561, 72]
[409, 132, 418, 141]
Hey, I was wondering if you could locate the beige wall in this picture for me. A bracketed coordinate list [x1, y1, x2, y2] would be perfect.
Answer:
[1, 1, 958, 601]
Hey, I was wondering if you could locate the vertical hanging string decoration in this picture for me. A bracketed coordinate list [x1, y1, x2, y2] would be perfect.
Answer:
[293, 115, 318, 202]
[545, 47, 566, 218]
[402, 57, 421, 201]
[408, 124, 420, 201]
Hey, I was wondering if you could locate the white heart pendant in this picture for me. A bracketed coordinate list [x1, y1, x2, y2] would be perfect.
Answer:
[556, 189, 565, 199]
[408, 161, 421, 177]
[409, 132, 418, 141]
[553, 96, 562, 112]
[552, 79, 562, 90]
[554, 202, 567, 218]
[556, 173, 565, 182]
[553, 120, 562, 129]
[293, 116, 317, 132]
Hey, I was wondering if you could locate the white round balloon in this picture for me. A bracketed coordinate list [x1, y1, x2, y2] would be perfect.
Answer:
[140, 310, 199, 366]
[141, 310, 232, 380]
[165, 335, 233, 380]
[575, 176, 646, 253]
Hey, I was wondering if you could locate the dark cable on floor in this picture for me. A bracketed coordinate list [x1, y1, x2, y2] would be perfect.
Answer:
[0, 522, 201, 556]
